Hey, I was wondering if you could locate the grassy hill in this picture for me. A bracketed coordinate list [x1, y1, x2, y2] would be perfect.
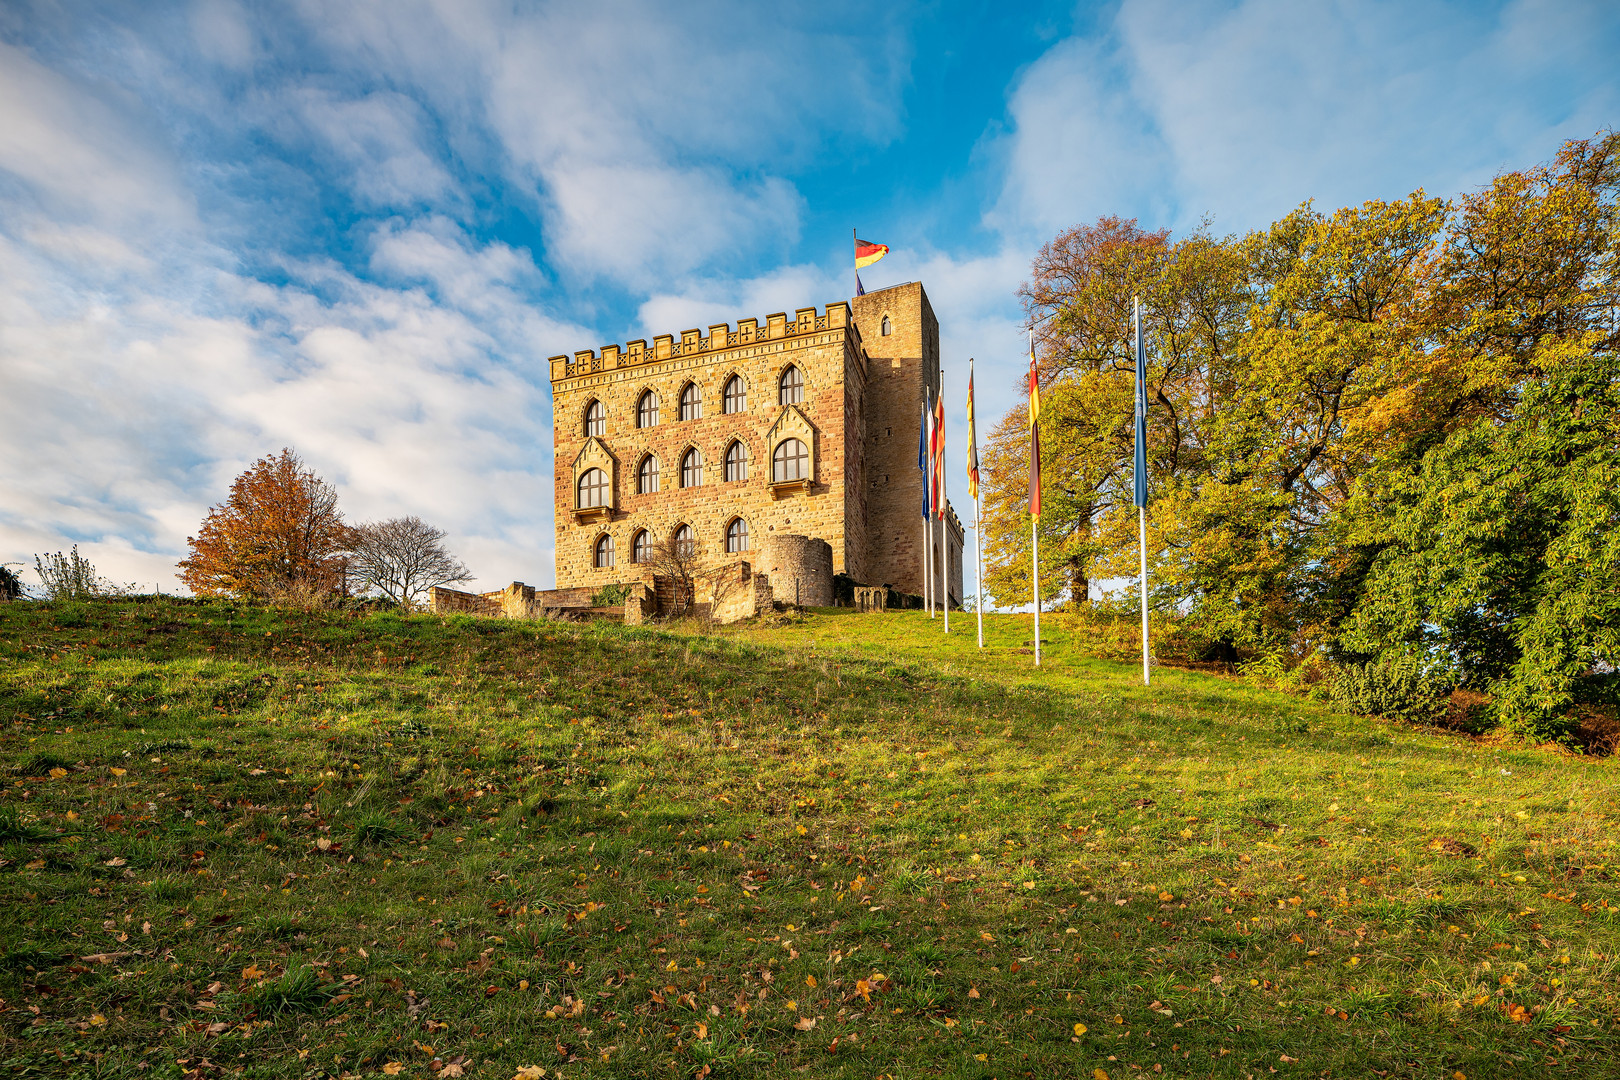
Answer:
[2, 598, 1617, 1079]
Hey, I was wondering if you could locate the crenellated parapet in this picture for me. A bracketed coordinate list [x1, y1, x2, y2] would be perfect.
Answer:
[549, 301, 859, 383]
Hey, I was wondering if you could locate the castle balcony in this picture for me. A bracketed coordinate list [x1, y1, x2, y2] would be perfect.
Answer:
[769, 478, 812, 499]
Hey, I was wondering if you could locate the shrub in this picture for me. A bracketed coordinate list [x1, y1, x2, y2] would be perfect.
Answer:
[0, 562, 23, 601]
[590, 583, 631, 607]
[1329, 652, 1455, 726]
[33, 546, 126, 600]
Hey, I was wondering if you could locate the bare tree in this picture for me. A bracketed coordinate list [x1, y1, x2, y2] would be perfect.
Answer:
[347, 517, 473, 608]
[645, 537, 702, 617]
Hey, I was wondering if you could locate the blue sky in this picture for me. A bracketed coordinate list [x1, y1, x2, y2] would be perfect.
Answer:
[2, 0, 1616, 593]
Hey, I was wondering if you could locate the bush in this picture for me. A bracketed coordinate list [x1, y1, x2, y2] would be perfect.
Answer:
[33, 546, 126, 601]
[1329, 652, 1455, 726]
[590, 583, 630, 607]
[0, 563, 22, 601]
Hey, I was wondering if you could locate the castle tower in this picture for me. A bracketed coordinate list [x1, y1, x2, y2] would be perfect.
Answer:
[851, 282, 964, 604]
[546, 283, 963, 607]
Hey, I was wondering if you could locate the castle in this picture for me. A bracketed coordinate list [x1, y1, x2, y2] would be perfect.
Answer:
[541, 281, 964, 618]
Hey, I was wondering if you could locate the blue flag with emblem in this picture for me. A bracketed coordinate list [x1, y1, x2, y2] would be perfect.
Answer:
[918, 396, 931, 519]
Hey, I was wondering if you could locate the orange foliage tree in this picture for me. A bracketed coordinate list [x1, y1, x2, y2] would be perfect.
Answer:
[179, 449, 352, 597]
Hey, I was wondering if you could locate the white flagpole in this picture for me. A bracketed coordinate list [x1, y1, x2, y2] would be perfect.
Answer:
[1031, 520, 1041, 666]
[1136, 297, 1151, 687]
[972, 359, 983, 650]
[941, 371, 950, 633]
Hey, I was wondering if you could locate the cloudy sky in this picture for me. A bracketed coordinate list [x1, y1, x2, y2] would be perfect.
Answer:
[2, 0, 1615, 594]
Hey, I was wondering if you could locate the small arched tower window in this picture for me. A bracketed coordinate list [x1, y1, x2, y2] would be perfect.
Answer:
[772, 438, 809, 483]
[637, 390, 659, 428]
[583, 399, 605, 437]
[593, 533, 615, 568]
[724, 440, 749, 482]
[577, 467, 609, 508]
[778, 365, 803, 406]
[673, 523, 695, 557]
[726, 517, 749, 553]
[881, 315, 892, 336]
[679, 382, 702, 421]
[723, 375, 746, 414]
[637, 455, 659, 494]
[631, 529, 650, 564]
[681, 448, 703, 488]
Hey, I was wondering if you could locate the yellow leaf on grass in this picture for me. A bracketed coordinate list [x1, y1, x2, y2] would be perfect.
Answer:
[795, 824, 807, 835]
[382, 1064, 404, 1076]
[1095, 1070, 1110, 1080]
[975, 1054, 988, 1062]
[805, 975, 817, 987]
[243, 966, 265, 980]
[109, 767, 127, 777]
[968, 987, 980, 998]
[514, 1067, 546, 1080]
[794, 1016, 816, 1031]
[1158, 892, 1173, 902]
[49, 768, 68, 779]
[695, 1022, 708, 1039]
[89, 1014, 107, 1026]
[1073, 1022, 1087, 1036]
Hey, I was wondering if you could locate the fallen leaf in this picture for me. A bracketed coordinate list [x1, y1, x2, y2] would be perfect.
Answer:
[382, 1064, 404, 1076]
[1095, 1070, 1110, 1080]
[695, 1022, 708, 1039]
[90, 1013, 108, 1026]
[794, 1017, 816, 1031]
[109, 767, 127, 777]
[1073, 1022, 1087, 1036]
[1158, 892, 1173, 902]
[805, 975, 817, 988]
[968, 987, 980, 999]
[205, 1021, 229, 1035]
[439, 1065, 465, 1078]
[513, 1068, 545, 1080]
[49, 767, 68, 779]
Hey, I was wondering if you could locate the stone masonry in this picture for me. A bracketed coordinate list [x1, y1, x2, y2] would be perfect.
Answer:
[548, 281, 965, 609]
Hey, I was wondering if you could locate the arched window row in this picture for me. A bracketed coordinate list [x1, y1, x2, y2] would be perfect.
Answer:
[620, 371, 803, 431]
[618, 520, 751, 563]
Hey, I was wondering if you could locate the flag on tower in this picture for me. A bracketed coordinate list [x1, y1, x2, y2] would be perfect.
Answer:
[965, 365, 979, 500]
[1027, 339, 1042, 518]
[855, 237, 889, 269]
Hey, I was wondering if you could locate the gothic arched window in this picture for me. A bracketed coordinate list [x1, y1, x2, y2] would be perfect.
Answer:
[881, 315, 892, 336]
[593, 533, 614, 568]
[673, 523, 695, 557]
[726, 517, 749, 553]
[681, 448, 702, 488]
[637, 390, 659, 428]
[631, 529, 650, 564]
[778, 365, 803, 406]
[577, 467, 609, 508]
[637, 455, 659, 494]
[679, 382, 702, 421]
[724, 440, 748, 482]
[772, 438, 808, 483]
[723, 375, 746, 414]
[583, 399, 605, 437]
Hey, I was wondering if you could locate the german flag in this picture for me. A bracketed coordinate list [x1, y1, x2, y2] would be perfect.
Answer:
[1028, 336, 1041, 519]
[854, 237, 889, 269]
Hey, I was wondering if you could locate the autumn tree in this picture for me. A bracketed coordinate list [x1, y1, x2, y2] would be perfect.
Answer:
[179, 449, 352, 598]
[347, 516, 473, 608]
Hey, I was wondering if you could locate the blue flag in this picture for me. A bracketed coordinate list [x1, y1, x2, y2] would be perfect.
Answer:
[918, 396, 931, 519]
[1133, 299, 1148, 508]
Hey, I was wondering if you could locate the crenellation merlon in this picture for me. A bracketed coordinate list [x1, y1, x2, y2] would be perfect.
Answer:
[548, 301, 859, 383]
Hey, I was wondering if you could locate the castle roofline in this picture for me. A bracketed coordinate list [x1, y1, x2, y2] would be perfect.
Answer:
[549, 299, 865, 383]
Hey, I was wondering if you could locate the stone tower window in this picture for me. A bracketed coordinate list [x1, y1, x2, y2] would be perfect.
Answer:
[593, 533, 615, 568]
[881, 315, 892, 336]
[778, 365, 803, 406]
[681, 448, 703, 488]
[673, 523, 695, 557]
[631, 529, 650, 563]
[583, 399, 605, 437]
[637, 390, 659, 428]
[679, 382, 702, 421]
[724, 440, 748, 482]
[726, 517, 749, 553]
[772, 438, 809, 483]
[577, 467, 609, 509]
[723, 375, 746, 414]
[637, 455, 659, 494]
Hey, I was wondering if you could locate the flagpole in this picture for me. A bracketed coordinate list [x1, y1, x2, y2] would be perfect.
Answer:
[971, 356, 983, 650]
[1031, 519, 1041, 667]
[1135, 296, 1151, 687]
[941, 369, 950, 633]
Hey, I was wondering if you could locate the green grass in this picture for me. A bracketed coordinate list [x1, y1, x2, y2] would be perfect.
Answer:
[1, 596, 1617, 1079]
